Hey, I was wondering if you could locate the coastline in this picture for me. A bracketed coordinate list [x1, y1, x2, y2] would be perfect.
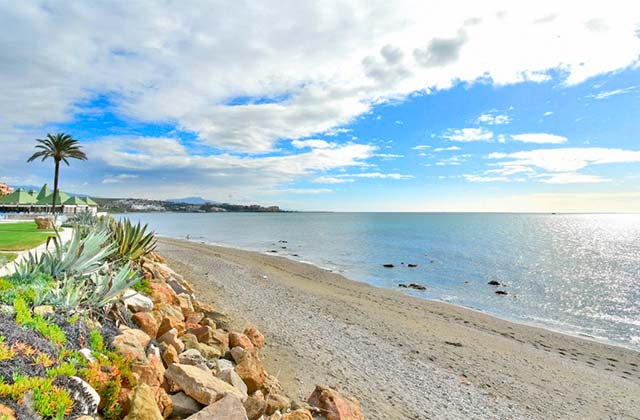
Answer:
[157, 237, 640, 419]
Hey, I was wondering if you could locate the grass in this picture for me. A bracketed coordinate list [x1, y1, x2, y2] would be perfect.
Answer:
[0, 222, 56, 251]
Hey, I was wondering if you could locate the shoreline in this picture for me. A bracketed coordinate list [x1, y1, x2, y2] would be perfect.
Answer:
[159, 234, 637, 354]
[157, 237, 640, 419]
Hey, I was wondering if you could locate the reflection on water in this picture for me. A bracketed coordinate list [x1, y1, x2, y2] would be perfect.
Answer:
[121, 212, 640, 350]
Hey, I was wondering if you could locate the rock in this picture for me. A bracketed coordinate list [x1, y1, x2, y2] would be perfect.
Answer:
[267, 412, 283, 420]
[132, 312, 160, 338]
[283, 409, 313, 420]
[184, 394, 248, 420]
[186, 312, 205, 325]
[123, 289, 154, 312]
[487, 280, 501, 286]
[307, 385, 364, 420]
[170, 392, 203, 418]
[113, 330, 149, 363]
[265, 393, 290, 415]
[229, 332, 254, 351]
[132, 353, 165, 387]
[243, 392, 266, 420]
[0, 403, 16, 420]
[158, 328, 185, 354]
[188, 326, 229, 352]
[495, 290, 508, 295]
[168, 278, 190, 296]
[69, 376, 100, 416]
[33, 305, 54, 316]
[157, 316, 186, 338]
[119, 325, 152, 347]
[199, 310, 232, 330]
[151, 386, 174, 419]
[197, 342, 225, 359]
[230, 346, 245, 363]
[150, 283, 178, 306]
[382, 263, 394, 268]
[161, 342, 179, 366]
[243, 326, 265, 348]
[157, 304, 185, 321]
[399, 283, 426, 291]
[124, 384, 164, 420]
[177, 293, 195, 316]
[0, 305, 15, 315]
[234, 350, 266, 393]
[165, 364, 246, 405]
[21, 391, 42, 419]
[218, 368, 248, 399]
[407, 263, 418, 268]
[181, 333, 199, 349]
[179, 348, 207, 366]
[79, 348, 96, 363]
[217, 358, 235, 372]
[34, 216, 54, 229]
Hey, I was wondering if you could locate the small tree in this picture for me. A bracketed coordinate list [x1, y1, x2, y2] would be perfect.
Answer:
[27, 133, 87, 214]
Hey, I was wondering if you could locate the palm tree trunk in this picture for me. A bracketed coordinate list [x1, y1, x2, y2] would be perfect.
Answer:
[52, 159, 60, 214]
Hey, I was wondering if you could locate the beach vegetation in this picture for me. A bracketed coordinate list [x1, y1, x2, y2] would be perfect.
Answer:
[27, 133, 87, 214]
[110, 218, 157, 262]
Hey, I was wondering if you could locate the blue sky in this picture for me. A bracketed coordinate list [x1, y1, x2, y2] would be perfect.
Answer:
[1, 1, 640, 211]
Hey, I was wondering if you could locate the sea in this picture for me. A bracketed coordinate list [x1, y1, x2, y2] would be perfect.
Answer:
[120, 212, 640, 351]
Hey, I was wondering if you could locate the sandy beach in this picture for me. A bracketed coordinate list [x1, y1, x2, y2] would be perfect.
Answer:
[158, 237, 640, 420]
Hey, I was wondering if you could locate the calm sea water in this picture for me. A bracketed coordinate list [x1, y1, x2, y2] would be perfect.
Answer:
[121, 212, 640, 350]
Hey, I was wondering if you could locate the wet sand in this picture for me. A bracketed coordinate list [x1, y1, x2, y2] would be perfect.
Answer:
[158, 237, 640, 420]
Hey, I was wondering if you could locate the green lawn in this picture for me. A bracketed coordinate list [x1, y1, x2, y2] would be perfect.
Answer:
[0, 222, 56, 251]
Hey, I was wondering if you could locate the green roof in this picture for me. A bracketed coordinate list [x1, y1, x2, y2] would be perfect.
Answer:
[0, 188, 39, 205]
[36, 190, 70, 205]
[36, 184, 51, 200]
[64, 196, 87, 205]
[83, 196, 98, 206]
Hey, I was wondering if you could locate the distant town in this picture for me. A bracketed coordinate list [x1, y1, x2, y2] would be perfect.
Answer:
[95, 197, 283, 213]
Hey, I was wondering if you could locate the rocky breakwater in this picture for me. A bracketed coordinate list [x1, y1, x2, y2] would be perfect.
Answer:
[113, 252, 365, 420]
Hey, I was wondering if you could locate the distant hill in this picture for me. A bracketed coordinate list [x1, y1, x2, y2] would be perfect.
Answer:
[166, 197, 214, 205]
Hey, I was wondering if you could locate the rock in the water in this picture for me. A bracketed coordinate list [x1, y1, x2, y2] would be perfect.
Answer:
[382, 264, 394, 268]
[487, 280, 501, 286]
[307, 384, 364, 420]
[185, 394, 248, 420]
[495, 290, 508, 295]
[123, 289, 154, 312]
[124, 384, 164, 420]
[170, 392, 203, 418]
[243, 326, 265, 348]
[165, 363, 246, 405]
[398, 283, 426, 291]
[407, 264, 418, 268]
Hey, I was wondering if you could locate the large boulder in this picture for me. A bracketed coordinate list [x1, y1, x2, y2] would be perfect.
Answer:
[184, 394, 248, 420]
[123, 384, 163, 420]
[307, 385, 364, 420]
[150, 283, 179, 306]
[217, 368, 248, 399]
[234, 350, 266, 393]
[164, 364, 246, 405]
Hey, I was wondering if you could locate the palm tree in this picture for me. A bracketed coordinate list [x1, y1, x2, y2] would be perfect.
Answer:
[27, 133, 87, 214]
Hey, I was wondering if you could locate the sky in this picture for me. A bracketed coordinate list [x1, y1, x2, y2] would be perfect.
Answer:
[1, 1, 640, 212]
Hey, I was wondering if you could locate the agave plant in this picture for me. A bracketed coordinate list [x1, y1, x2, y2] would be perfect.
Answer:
[12, 228, 115, 281]
[44, 265, 142, 310]
[110, 218, 157, 262]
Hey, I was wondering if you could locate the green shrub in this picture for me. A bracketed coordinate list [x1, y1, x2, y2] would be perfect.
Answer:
[110, 218, 156, 262]
[13, 297, 66, 346]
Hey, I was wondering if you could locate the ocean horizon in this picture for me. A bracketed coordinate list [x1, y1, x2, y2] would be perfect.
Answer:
[121, 211, 640, 352]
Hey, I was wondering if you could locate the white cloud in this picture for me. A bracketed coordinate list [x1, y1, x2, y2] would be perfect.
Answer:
[435, 154, 471, 166]
[589, 86, 637, 100]
[375, 153, 404, 158]
[443, 128, 493, 142]
[291, 139, 334, 149]
[412, 145, 432, 150]
[275, 188, 333, 194]
[349, 172, 413, 179]
[433, 146, 461, 152]
[476, 113, 511, 125]
[463, 174, 512, 182]
[511, 133, 567, 144]
[543, 111, 553, 116]
[539, 173, 610, 184]
[313, 176, 353, 184]
[102, 174, 139, 184]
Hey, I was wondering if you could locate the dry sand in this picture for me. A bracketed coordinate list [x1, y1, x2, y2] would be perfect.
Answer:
[158, 237, 640, 420]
